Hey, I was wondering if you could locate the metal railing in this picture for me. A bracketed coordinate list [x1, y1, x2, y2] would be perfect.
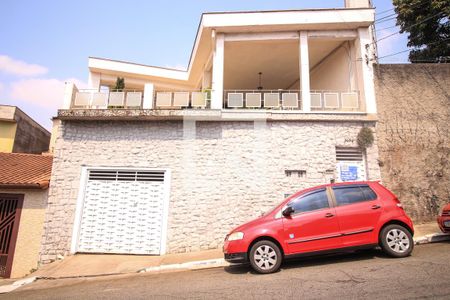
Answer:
[72, 89, 144, 109]
[154, 90, 211, 109]
[224, 90, 302, 110]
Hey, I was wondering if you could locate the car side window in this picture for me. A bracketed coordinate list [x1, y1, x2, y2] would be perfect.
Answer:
[333, 185, 376, 206]
[361, 186, 377, 200]
[289, 189, 329, 214]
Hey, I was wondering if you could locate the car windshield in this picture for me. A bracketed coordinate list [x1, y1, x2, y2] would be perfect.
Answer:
[260, 193, 297, 216]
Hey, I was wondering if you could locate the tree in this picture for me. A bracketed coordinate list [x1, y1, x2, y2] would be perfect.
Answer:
[393, 0, 450, 62]
[114, 77, 125, 91]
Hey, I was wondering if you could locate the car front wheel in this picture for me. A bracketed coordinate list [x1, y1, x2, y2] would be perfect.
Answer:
[249, 240, 282, 274]
[379, 224, 414, 258]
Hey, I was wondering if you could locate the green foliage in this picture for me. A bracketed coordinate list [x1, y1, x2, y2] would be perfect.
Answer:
[114, 77, 125, 91]
[393, 0, 450, 62]
[357, 127, 374, 150]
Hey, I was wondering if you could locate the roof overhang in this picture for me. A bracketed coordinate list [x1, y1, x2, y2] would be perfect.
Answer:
[89, 7, 374, 87]
[0, 183, 49, 190]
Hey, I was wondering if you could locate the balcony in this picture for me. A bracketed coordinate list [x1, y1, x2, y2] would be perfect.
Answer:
[68, 87, 362, 113]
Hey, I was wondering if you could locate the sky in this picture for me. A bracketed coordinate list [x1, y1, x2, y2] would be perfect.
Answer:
[0, 0, 409, 130]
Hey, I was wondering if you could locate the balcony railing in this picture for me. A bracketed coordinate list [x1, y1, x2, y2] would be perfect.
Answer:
[72, 89, 144, 109]
[310, 90, 361, 111]
[154, 90, 210, 109]
[68, 86, 361, 113]
[224, 90, 302, 109]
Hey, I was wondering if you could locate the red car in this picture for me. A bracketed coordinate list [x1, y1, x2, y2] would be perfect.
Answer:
[437, 203, 450, 233]
[224, 181, 414, 274]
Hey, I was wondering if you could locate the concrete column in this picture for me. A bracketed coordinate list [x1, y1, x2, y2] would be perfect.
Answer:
[88, 72, 100, 91]
[300, 32, 311, 112]
[344, 0, 371, 8]
[202, 70, 212, 90]
[211, 32, 225, 109]
[358, 28, 377, 114]
[143, 83, 154, 109]
[62, 82, 77, 109]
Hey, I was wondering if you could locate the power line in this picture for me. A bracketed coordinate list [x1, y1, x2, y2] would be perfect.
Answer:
[375, 1, 431, 15]
[375, 13, 397, 23]
[376, 24, 399, 32]
[377, 37, 450, 60]
[376, 11, 445, 43]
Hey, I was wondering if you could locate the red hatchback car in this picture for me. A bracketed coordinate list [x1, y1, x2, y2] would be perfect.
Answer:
[224, 181, 414, 273]
[437, 203, 450, 233]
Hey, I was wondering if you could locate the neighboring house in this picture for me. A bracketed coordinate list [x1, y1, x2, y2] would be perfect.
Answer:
[42, 0, 381, 263]
[0, 105, 51, 154]
[0, 153, 52, 278]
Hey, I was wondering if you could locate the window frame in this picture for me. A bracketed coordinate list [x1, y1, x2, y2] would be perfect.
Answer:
[330, 184, 378, 208]
[286, 188, 333, 216]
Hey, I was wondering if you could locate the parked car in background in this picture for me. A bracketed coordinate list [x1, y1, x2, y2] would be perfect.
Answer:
[223, 181, 414, 274]
[437, 203, 450, 233]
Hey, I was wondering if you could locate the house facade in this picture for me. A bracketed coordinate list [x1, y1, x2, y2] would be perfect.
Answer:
[0, 105, 50, 154]
[41, 0, 381, 262]
[0, 153, 52, 278]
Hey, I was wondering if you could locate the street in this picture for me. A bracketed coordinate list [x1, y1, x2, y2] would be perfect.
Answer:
[5, 242, 450, 299]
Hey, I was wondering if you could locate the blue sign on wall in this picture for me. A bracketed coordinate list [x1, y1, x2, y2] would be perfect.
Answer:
[340, 165, 358, 181]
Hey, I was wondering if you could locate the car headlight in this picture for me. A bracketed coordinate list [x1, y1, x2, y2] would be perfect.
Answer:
[227, 232, 244, 241]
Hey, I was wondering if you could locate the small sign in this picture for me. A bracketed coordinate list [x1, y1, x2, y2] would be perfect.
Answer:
[340, 164, 358, 181]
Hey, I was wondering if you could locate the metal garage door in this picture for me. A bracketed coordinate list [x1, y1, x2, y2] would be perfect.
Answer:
[76, 169, 167, 255]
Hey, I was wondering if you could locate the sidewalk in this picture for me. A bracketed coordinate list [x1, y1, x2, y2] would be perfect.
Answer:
[1, 221, 448, 293]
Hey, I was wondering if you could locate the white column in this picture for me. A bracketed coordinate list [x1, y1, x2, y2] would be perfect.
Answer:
[143, 83, 154, 109]
[63, 82, 77, 109]
[88, 72, 100, 91]
[358, 28, 377, 114]
[300, 32, 311, 112]
[202, 70, 212, 90]
[211, 32, 225, 109]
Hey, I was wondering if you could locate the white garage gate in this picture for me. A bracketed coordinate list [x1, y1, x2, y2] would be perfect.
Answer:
[71, 168, 170, 255]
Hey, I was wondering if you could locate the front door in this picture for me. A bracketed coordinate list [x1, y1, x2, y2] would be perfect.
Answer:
[0, 194, 23, 278]
[282, 188, 342, 254]
[331, 184, 383, 246]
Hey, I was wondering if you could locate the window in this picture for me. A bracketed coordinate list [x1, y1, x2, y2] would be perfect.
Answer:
[361, 186, 377, 201]
[289, 189, 329, 214]
[333, 185, 377, 206]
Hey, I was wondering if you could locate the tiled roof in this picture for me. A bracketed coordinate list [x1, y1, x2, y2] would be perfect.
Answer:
[0, 152, 53, 189]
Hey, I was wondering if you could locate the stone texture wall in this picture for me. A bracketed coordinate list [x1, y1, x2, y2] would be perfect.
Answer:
[374, 64, 450, 222]
[41, 120, 380, 262]
[0, 189, 48, 278]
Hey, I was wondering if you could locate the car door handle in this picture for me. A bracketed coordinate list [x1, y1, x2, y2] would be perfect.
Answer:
[371, 205, 381, 210]
[325, 213, 335, 218]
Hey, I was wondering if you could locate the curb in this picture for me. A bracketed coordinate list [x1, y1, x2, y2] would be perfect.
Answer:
[0, 277, 37, 294]
[138, 258, 229, 274]
[414, 233, 450, 245]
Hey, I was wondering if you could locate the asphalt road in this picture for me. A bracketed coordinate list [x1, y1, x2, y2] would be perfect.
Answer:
[5, 242, 450, 300]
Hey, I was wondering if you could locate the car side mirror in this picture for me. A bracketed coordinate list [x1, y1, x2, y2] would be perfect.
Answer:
[282, 206, 294, 217]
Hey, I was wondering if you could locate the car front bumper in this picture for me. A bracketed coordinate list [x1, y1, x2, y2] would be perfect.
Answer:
[224, 252, 248, 264]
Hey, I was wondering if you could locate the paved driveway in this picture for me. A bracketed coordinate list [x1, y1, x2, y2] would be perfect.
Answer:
[4, 242, 450, 299]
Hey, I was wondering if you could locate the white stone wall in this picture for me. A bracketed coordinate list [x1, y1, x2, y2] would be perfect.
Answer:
[40, 120, 380, 262]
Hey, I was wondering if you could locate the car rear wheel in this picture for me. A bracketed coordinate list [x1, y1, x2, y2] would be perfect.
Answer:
[249, 240, 282, 274]
[379, 224, 414, 258]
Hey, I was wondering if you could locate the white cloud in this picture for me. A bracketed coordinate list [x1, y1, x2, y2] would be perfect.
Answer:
[0, 55, 48, 77]
[9, 78, 87, 109]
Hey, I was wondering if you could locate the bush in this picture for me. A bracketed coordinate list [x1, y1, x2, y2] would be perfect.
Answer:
[357, 127, 374, 150]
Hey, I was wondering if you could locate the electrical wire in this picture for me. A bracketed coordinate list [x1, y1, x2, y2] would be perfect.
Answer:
[376, 11, 445, 43]
[377, 37, 450, 60]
